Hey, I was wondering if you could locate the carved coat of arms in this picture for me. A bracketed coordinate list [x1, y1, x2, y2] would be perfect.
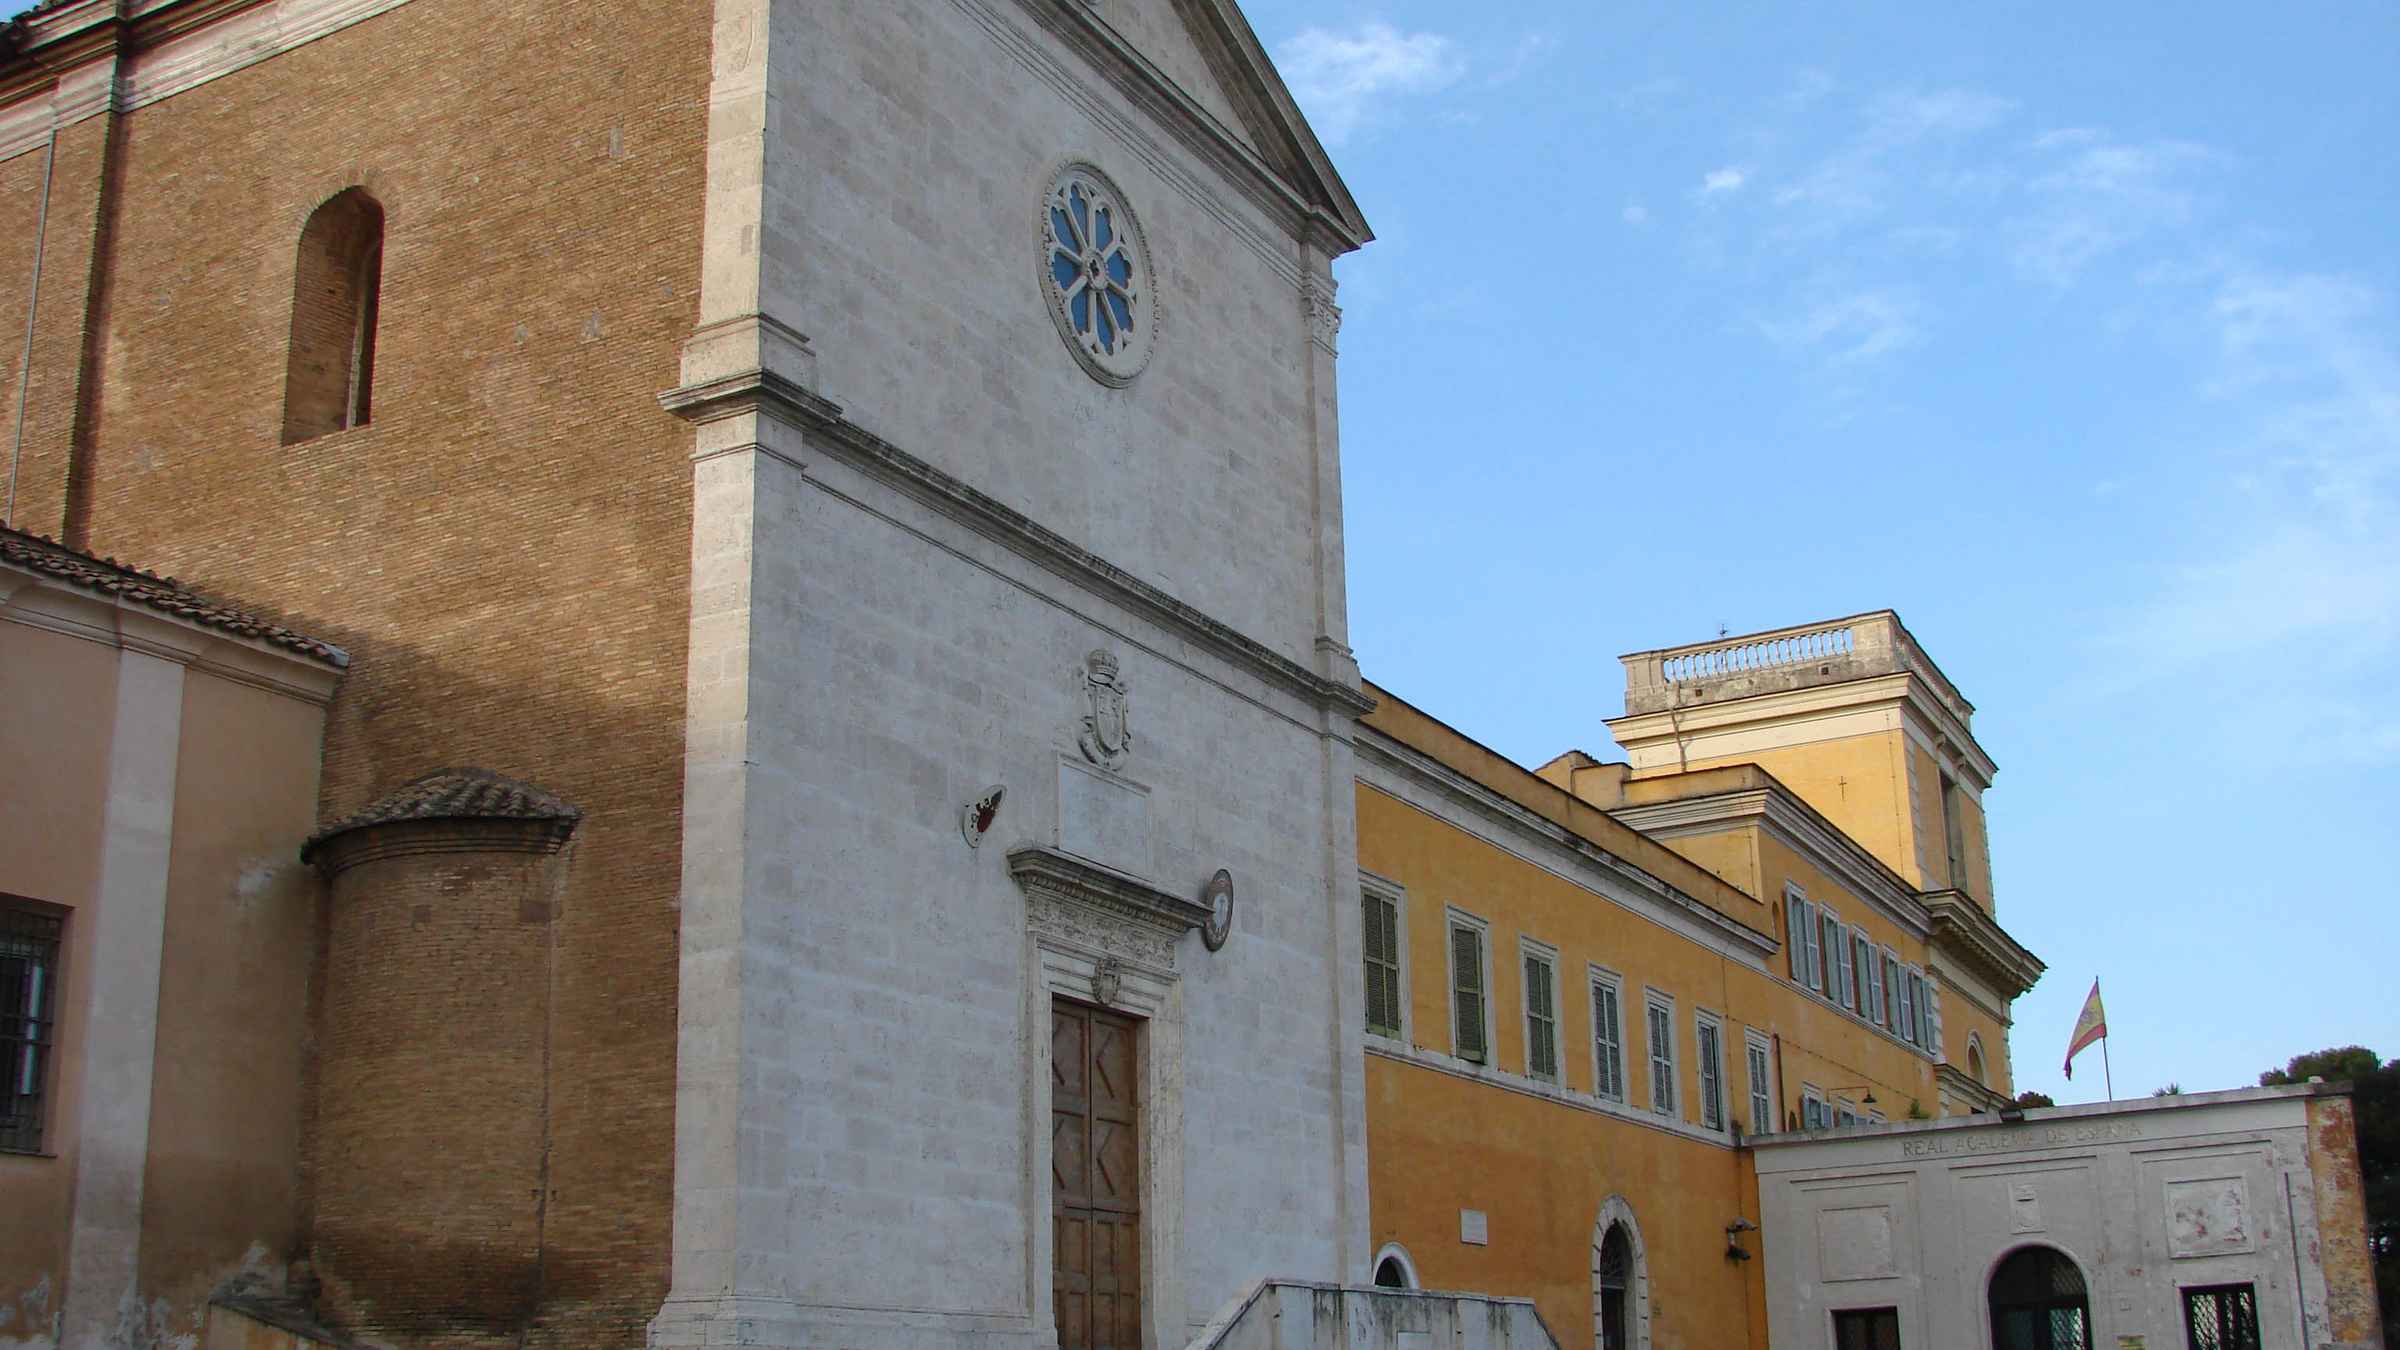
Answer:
[1077, 648, 1132, 771]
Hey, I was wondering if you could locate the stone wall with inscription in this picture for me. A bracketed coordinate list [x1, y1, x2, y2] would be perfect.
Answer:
[1752, 1083, 2381, 1350]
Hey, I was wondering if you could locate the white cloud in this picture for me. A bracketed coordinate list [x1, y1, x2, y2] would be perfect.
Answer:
[1487, 32, 1558, 87]
[2008, 135, 2217, 286]
[1768, 86, 2017, 231]
[1622, 204, 1651, 227]
[1275, 23, 1464, 147]
[2094, 265, 2400, 755]
[1754, 287, 1923, 364]
[1701, 166, 1748, 195]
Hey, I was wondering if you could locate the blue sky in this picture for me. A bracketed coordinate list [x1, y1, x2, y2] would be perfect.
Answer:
[1243, 1, 2400, 1103]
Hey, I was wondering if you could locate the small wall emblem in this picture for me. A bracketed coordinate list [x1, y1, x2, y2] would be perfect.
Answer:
[1199, 868, 1233, 951]
[1091, 956, 1124, 1007]
[1077, 649, 1133, 771]
[961, 785, 1005, 849]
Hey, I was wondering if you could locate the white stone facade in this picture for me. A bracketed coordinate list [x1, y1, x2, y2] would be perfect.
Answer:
[1753, 1085, 2369, 1350]
[652, 2, 1373, 1347]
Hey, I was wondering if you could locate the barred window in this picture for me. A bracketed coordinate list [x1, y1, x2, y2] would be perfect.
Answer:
[1362, 889, 1402, 1038]
[3, 905, 63, 1154]
[2181, 1284, 2259, 1350]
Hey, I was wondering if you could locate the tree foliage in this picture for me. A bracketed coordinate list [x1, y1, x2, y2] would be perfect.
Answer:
[2012, 1089, 2055, 1109]
[2261, 1046, 2397, 1346]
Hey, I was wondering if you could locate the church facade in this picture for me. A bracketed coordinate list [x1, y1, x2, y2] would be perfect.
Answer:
[0, 0, 1376, 1344]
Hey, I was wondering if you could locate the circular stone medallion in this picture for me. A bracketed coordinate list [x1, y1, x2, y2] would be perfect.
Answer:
[1039, 162, 1156, 386]
[1200, 868, 1233, 952]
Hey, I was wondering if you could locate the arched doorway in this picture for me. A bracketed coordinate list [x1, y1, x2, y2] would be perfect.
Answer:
[1988, 1246, 2092, 1350]
[1968, 1035, 1989, 1087]
[1372, 1243, 1418, 1290]
[1591, 1196, 1650, 1350]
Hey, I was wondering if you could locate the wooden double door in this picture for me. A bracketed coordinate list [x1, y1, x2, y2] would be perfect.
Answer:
[1052, 999, 1141, 1350]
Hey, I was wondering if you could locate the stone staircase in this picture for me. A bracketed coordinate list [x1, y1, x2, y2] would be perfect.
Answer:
[1189, 1281, 1556, 1350]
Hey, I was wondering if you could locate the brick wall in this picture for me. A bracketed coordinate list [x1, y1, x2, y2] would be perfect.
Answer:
[0, 0, 713, 1338]
[315, 836, 560, 1344]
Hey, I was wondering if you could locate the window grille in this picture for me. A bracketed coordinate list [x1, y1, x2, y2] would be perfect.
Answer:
[1451, 924, 1486, 1064]
[1523, 953, 1558, 1081]
[2181, 1284, 2259, 1350]
[1832, 1307, 1902, 1350]
[1362, 892, 1402, 1038]
[1646, 999, 1675, 1116]
[1592, 978, 1625, 1102]
[2, 906, 63, 1154]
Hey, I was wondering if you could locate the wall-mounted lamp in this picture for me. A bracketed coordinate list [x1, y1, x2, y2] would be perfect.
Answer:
[1824, 1084, 1880, 1109]
[1724, 1217, 1757, 1262]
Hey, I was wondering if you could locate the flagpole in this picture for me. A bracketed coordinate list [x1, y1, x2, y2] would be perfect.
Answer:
[2097, 977, 2113, 1100]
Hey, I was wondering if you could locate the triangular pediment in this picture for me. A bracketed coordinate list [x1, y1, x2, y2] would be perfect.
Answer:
[1062, 0, 1371, 248]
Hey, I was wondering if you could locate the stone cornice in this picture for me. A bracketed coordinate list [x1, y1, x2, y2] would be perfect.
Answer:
[992, 0, 1368, 255]
[1006, 844, 1213, 939]
[1353, 728, 1781, 962]
[0, 0, 426, 161]
[1934, 1061, 2012, 1115]
[1921, 888, 2044, 999]
[660, 367, 1375, 720]
[1607, 787, 1932, 940]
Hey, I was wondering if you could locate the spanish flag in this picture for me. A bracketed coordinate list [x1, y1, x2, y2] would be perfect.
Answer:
[2063, 979, 2106, 1080]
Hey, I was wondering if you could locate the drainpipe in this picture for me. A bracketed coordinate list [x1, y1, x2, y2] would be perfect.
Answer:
[5, 126, 57, 528]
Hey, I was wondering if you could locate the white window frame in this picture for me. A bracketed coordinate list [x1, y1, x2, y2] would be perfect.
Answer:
[1445, 908, 1494, 1065]
[1694, 1009, 1726, 1132]
[1851, 930, 1876, 1018]
[1360, 872, 1411, 1044]
[1881, 948, 1903, 1030]
[1835, 1100, 1859, 1129]
[1519, 937, 1561, 1084]
[1744, 1030, 1774, 1136]
[1800, 1084, 1827, 1131]
[1589, 966, 1627, 1104]
[1864, 941, 1887, 1027]
[1644, 990, 1678, 1118]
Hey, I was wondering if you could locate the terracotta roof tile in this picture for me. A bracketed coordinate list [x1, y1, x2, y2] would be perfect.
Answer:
[1, 526, 348, 667]
[302, 767, 582, 860]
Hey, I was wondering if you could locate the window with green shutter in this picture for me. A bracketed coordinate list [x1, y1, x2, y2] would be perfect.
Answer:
[1646, 997, 1676, 1116]
[1523, 951, 1558, 1082]
[1450, 923, 1486, 1063]
[1592, 976, 1625, 1101]
[1696, 1016, 1725, 1131]
[1362, 891, 1402, 1038]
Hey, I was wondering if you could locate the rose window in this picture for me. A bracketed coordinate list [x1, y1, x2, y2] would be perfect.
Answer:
[1040, 163, 1155, 385]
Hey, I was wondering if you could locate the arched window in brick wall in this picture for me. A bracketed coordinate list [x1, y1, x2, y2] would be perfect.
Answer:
[281, 188, 384, 444]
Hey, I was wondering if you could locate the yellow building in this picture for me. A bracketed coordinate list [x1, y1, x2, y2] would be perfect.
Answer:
[1355, 612, 2045, 1350]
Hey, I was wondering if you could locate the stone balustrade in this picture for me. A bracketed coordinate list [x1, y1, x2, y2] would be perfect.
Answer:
[1189, 1281, 1556, 1350]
